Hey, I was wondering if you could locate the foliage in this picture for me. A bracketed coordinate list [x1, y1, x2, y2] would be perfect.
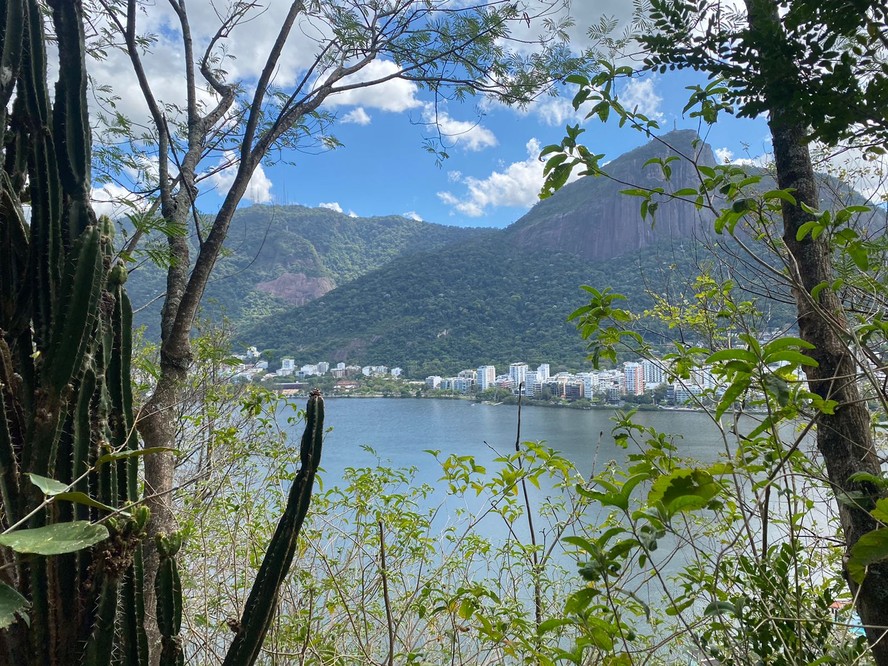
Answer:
[0, 2, 162, 662]
[245, 233, 732, 376]
[126, 205, 492, 339]
[173, 368, 609, 664]
[535, 0, 888, 662]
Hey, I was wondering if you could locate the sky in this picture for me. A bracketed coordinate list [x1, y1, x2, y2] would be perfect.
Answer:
[85, 1, 879, 230]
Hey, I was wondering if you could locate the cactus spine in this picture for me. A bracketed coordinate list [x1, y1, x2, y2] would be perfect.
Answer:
[0, 2, 178, 664]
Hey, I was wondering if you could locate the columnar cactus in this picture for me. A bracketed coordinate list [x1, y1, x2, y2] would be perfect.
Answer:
[1, 5, 326, 665]
[0, 2, 167, 663]
[222, 389, 326, 666]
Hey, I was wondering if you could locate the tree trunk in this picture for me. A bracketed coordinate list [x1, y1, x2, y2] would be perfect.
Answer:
[139, 207, 191, 665]
[745, 1, 888, 660]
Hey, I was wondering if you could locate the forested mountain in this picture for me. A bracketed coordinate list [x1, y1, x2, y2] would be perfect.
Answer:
[126, 206, 492, 336]
[242, 233, 715, 376]
[240, 131, 746, 373]
[130, 130, 878, 374]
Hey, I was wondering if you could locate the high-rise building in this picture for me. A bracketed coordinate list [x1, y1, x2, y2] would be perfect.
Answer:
[623, 362, 645, 396]
[524, 371, 540, 397]
[509, 362, 528, 390]
[477, 365, 496, 391]
[577, 372, 599, 398]
[537, 363, 550, 382]
[641, 359, 666, 387]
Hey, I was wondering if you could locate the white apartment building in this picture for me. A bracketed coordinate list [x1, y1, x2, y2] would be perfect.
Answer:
[509, 362, 528, 390]
[477, 365, 496, 390]
[524, 371, 540, 397]
[642, 358, 667, 387]
[280, 358, 295, 375]
[537, 363, 550, 382]
[577, 372, 599, 397]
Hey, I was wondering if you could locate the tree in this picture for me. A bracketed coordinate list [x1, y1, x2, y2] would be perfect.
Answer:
[542, 0, 888, 661]
[84, 0, 576, 658]
[0, 3, 332, 664]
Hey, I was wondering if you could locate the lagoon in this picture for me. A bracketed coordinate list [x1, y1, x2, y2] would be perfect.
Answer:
[302, 398, 727, 488]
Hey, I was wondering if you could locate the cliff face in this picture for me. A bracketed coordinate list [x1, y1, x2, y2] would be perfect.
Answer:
[256, 272, 336, 305]
[507, 130, 718, 261]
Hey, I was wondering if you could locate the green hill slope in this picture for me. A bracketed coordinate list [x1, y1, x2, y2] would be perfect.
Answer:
[126, 205, 491, 336]
[241, 233, 720, 375]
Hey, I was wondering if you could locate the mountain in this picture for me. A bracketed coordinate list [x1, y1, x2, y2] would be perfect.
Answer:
[126, 206, 492, 337]
[241, 131, 735, 374]
[241, 233, 709, 376]
[131, 130, 879, 374]
[507, 130, 718, 260]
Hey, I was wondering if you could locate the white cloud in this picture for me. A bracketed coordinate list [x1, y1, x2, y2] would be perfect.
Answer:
[90, 182, 148, 219]
[342, 108, 371, 125]
[529, 96, 584, 127]
[326, 60, 422, 112]
[619, 78, 663, 119]
[319, 202, 343, 213]
[715, 147, 734, 163]
[437, 138, 550, 217]
[403, 211, 423, 221]
[205, 152, 273, 204]
[422, 104, 497, 152]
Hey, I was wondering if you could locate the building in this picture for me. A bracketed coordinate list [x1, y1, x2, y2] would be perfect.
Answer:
[425, 376, 442, 389]
[623, 362, 645, 396]
[642, 359, 667, 387]
[577, 372, 599, 398]
[477, 365, 496, 391]
[537, 363, 550, 382]
[564, 382, 585, 401]
[524, 370, 541, 397]
[509, 363, 528, 391]
[280, 358, 295, 375]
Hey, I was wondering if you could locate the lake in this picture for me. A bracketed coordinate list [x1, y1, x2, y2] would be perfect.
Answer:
[306, 397, 728, 487]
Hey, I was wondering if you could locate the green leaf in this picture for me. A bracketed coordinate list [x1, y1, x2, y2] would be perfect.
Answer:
[0, 522, 109, 555]
[765, 350, 818, 367]
[715, 376, 751, 419]
[648, 468, 720, 517]
[871, 498, 888, 524]
[848, 528, 888, 584]
[0, 583, 29, 629]
[763, 189, 797, 205]
[706, 348, 757, 365]
[538, 617, 572, 634]
[54, 492, 124, 515]
[704, 600, 736, 616]
[27, 473, 68, 496]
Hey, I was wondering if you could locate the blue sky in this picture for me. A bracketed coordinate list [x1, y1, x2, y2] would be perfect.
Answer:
[252, 69, 773, 228]
[85, 3, 803, 230]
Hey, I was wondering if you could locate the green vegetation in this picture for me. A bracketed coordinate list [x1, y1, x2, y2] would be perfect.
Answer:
[126, 205, 491, 338]
[244, 233, 734, 375]
[537, 0, 888, 662]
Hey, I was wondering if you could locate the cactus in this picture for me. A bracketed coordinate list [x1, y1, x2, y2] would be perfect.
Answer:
[0, 2, 175, 664]
[222, 389, 326, 666]
[1, 5, 326, 664]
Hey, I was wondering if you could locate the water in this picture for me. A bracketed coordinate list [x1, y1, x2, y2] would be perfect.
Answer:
[309, 398, 727, 487]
